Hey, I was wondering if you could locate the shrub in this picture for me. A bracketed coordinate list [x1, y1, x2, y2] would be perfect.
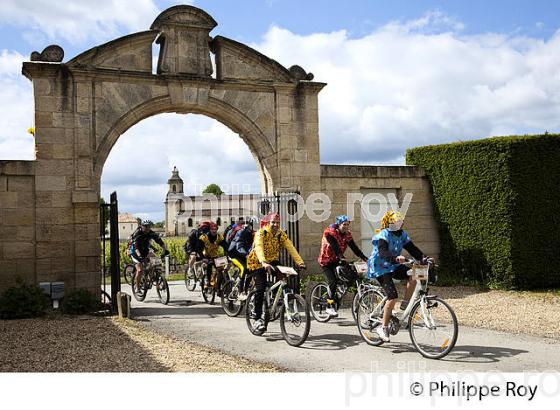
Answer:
[0, 280, 50, 319]
[406, 133, 560, 289]
[62, 288, 103, 315]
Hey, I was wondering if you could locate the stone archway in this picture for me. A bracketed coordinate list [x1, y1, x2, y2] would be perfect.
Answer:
[18, 5, 324, 292]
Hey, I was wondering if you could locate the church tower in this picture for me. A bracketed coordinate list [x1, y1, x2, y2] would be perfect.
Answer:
[167, 166, 184, 194]
[165, 166, 184, 235]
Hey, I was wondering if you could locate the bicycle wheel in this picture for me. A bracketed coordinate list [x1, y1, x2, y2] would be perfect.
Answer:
[307, 282, 332, 323]
[156, 276, 170, 305]
[355, 289, 386, 346]
[131, 272, 147, 302]
[351, 291, 360, 324]
[245, 290, 269, 336]
[408, 297, 458, 359]
[220, 279, 243, 317]
[122, 264, 135, 285]
[200, 273, 216, 304]
[280, 293, 310, 347]
[185, 266, 197, 291]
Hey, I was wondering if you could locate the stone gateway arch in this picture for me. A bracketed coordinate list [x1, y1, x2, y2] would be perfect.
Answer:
[0, 6, 439, 293]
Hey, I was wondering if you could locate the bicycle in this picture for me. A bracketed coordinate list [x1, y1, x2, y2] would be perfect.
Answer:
[220, 261, 255, 317]
[131, 253, 170, 305]
[184, 256, 205, 291]
[355, 259, 458, 359]
[200, 256, 229, 305]
[308, 261, 378, 324]
[245, 266, 311, 347]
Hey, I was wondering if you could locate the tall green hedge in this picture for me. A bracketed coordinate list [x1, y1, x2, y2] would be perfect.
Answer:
[406, 133, 560, 289]
[101, 237, 187, 269]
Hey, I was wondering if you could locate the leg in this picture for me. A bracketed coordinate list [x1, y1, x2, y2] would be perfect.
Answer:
[321, 264, 338, 304]
[253, 268, 267, 320]
[377, 272, 399, 341]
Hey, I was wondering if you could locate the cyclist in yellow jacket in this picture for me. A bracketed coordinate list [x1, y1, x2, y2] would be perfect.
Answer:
[247, 212, 306, 332]
[199, 222, 228, 293]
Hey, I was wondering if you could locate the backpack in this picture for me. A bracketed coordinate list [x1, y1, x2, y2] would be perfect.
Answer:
[225, 224, 242, 245]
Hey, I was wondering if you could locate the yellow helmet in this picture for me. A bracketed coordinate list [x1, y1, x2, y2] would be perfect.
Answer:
[380, 210, 404, 231]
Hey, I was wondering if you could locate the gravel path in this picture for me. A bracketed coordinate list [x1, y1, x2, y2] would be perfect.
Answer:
[0, 316, 281, 372]
[432, 286, 560, 339]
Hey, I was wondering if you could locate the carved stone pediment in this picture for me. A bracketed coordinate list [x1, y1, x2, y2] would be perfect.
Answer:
[150, 5, 217, 77]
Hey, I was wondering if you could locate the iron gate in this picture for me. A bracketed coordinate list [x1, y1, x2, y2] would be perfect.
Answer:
[257, 192, 301, 291]
[100, 191, 121, 312]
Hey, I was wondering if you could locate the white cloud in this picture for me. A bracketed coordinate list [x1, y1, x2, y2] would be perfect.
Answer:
[0, 0, 162, 45]
[252, 14, 560, 163]
[0, 50, 34, 160]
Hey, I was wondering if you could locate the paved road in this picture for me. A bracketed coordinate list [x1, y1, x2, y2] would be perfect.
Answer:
[124, 281, 560, 372]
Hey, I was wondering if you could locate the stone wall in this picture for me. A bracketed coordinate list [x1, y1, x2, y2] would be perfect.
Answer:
[319, 165, 440, 261]
[0, 161, 36, 289]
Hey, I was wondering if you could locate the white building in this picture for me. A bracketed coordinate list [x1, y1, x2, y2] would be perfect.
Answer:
[107, 213, 139, 240]
[164, 167, 261, 236]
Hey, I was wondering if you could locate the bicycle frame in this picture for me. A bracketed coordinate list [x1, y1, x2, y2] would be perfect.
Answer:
[265, 273, 299, 320]
[369, 270, 434, 330]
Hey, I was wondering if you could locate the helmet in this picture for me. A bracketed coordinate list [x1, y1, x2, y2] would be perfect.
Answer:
[380, 211, 404, 231]
[336, 215, 349, 225]
[268, 212, 280, 222]
[141, 220, 153, 227]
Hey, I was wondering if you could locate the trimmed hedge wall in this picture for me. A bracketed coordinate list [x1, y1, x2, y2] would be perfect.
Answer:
[406, 134, 560, 289]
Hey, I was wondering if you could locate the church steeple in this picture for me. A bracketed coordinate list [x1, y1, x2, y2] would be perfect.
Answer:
[167, 166, 184, 194]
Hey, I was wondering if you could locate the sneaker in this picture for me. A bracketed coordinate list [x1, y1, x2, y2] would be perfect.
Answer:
[252, 318, 266, 332]
[238, 292, 248, 302]
[376, 325, 390, 342]
[326, 306, 338, 318]
[399, 300, 409, 311]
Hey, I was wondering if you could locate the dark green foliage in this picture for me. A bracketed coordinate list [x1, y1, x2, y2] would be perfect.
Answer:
[202, 183, 224, 196]
[0, 280, 50, 319]
[406, 134, 560, 289]
[61, 288, 103, 315]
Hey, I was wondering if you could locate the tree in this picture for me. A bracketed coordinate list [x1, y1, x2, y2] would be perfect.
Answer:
[154, 221, 164, 228]
[202, 183, 224, 196]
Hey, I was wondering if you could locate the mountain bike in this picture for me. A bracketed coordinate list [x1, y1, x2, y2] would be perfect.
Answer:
[200, 256, 229, 305]
[308, 261, 378, 324]
[355, 259, 458, 359]
[184, 256, 205, 292]
[131, 254, 170, 305]
[220, 261, 255, 317]
[245, 266, 310, 347]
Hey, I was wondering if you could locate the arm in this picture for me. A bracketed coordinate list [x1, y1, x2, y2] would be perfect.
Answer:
[236, 230, 253, 256]
[348, 239, 367, 261]
[325, 234, 343, 259]
[253, 230, 266, 263]
[378, 239, 397, 264]
[403, 240, 424, 261]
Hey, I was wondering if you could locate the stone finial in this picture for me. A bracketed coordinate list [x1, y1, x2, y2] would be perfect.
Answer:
[150, 5, 217, 76]
[289, 65, 314, 81]
[30, 45, 64, 62]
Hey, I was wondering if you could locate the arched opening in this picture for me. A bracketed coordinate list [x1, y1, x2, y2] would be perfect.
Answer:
[100, 112, 265, 236]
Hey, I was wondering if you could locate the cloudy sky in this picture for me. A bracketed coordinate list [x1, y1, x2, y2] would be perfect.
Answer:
[0, 0, 559, 221]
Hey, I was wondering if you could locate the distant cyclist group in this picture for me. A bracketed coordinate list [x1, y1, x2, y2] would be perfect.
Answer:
[126, 209, 458, 358]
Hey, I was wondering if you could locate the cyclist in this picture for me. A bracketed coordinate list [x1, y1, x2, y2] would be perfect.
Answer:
[367, 210, 431, 342]
[224, 216, 244, 247]
[247, 212, 306, 332]
[199, 221, 228, 294]
[227, 218, 255, 301]
[184, 220, 211, 274]
[318, 215, 368, 318]
[129, 220, 169, 291]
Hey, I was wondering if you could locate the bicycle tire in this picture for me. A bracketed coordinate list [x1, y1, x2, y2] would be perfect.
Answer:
[308, 282, 332, 323]
[156, 276, 170, 305]
[220, 280, 244, 317]
[185, 266, 197, 291]
[123, 264, 135, 285]
[355, 288, 386, 346]
[351, 291, 360, 324]
[131, 272, 147, 302]
[408, 297, 458, 359]
[245, 290, 269, 336]
[201, 273, 216, 305]
[280, 293, 310, 347]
